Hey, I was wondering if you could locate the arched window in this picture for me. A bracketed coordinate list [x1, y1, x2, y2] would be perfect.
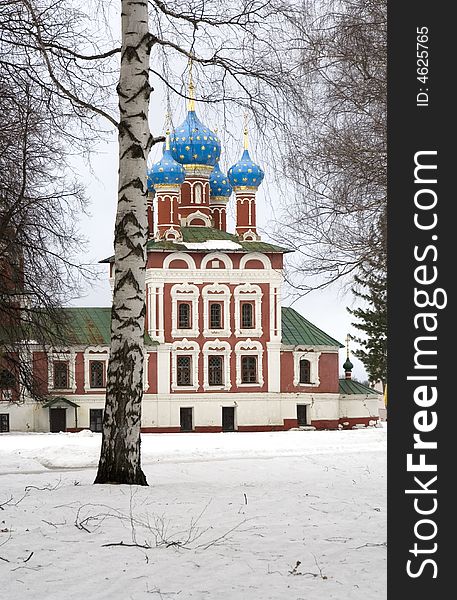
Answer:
[90, 361, 104, 388]
[194, 183, 202, 204]
[241, 302, 254, 329]
[299, 359, 311, 384]
[178, 302, 191, 329]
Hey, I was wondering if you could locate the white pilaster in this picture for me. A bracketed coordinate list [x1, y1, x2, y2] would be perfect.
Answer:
[267, 341, 282, 392]
[157, 343, 172, 394]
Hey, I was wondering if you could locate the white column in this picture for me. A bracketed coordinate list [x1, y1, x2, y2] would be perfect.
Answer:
[157, 343, 171, 394]
[157, 283, 165, 342]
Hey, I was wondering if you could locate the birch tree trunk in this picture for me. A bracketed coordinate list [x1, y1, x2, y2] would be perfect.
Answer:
[94, 0, 151, 485]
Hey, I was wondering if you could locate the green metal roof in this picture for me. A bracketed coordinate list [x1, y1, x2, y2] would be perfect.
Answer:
[43, 396, 80, 408]
[57, 307, 156, 346]
[49, 305, 341, 350]
[281, 307, 343, 348]
[100, 228, 291, 263]
[146, 227, 291, 253]
[339, 379, 379, 395]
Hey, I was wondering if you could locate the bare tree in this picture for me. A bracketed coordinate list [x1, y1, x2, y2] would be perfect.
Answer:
[0, 77, 86, 402]
[272, 0, 387, 292]
[2, 0, 306, 484]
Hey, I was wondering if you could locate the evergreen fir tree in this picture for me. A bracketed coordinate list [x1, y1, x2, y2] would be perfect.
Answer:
[348, 265, 387, 385]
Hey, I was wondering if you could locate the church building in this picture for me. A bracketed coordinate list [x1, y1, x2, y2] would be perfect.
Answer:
[0, 86, 380, 434]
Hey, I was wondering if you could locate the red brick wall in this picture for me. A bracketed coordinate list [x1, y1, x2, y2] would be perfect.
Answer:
[280, 351, 339, 393]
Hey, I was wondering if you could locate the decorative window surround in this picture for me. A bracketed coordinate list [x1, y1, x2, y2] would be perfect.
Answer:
[202, 283, 231, 337]
[163, 252, 196, 270]
[181, 210, 212, 228]
[235, 339, 264, 387]
[293, 349, 321, 387]
[234, 283, 263, 337]
[48, 349, 77, 392]
[201, 252, 233, 270]
[83, 349, 149, 392]
[84, 347, 109, 392]
[171, 339, 199, 391]
[239, 253, 271, 270]
[171, 283, 200, 338]
[202, 340, 232, 391]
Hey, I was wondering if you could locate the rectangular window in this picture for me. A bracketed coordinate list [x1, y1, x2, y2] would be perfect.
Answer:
[90, 409, 103, 433]
[90, 361, 105, 388]
[299, 359, 311, 384]
[208, 355, 223, 386]
[241, 302, 254, 328]
[241, 355, 257, 383]
[0, 414, 10, 432]
[209, 302, 223, 329]
[178, 302, 191, 329]
[53, 361, 69, 389]
[180, 407, 193, 432]
[177, 355, 192, 386]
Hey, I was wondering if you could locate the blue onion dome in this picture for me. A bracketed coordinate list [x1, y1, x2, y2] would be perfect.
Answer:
[228, 125, 264, 188]
[209, 161, 232, 197]
[146, 172, 155, 194]
[169, 110, 221, 167]
[148, 134, 186, 187]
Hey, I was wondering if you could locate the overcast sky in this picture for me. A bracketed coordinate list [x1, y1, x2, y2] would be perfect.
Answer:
[70, 73, 369, 382]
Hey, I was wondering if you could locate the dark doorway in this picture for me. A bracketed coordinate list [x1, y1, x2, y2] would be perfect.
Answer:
[222, 406, 235, 432]
[297, 404, 308, 427]
[90, 409, 103, 432]
[49, 408, 66, 432]
[180, 407, 193, 432]
[0, 414, 10, 433]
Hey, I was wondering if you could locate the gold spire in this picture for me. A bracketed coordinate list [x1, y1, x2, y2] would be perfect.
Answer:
[243, 111, 249, 150]
[188, 58, 195, 111]
[345, 333, 351, 359]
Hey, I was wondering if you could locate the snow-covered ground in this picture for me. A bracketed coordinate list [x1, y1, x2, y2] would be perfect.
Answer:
[1, 428, 386, 599]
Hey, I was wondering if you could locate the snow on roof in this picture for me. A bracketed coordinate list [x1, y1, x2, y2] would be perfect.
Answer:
[182, 240, 243, 250]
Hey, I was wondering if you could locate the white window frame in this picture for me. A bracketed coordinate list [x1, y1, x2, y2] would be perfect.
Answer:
[239, 253, 271, 270]
[293, 349, 321, 387]
[171, 283, 200, 338]
[48, 349, 77, 392]
[202, 340, 232, 391]
[201, 252, 233, 270]
[234, 283, 263, 337]
[83, 346, 150, 392]
[171, 339, 199, 391]
[163, 252, 196, 270]
[202, 283, 231, 337]
[235, 339, 264, 387]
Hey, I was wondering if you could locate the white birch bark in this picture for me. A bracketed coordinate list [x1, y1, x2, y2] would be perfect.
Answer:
[95, 0, 152, 485]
